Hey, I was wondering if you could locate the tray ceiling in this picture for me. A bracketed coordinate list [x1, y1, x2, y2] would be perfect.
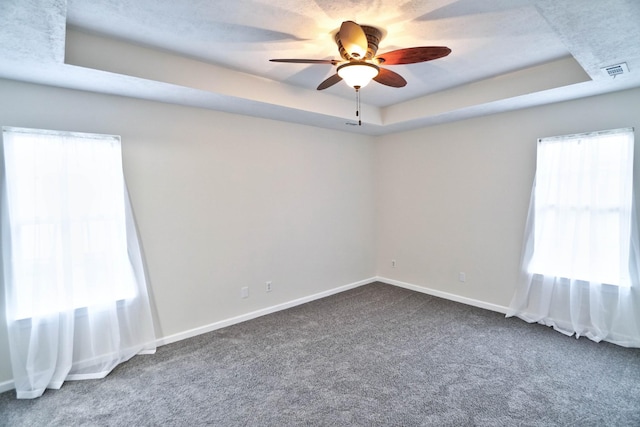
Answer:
[1, 0, 639, 134]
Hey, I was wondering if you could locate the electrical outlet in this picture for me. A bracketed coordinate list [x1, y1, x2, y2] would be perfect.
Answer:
[241, 286, 249, 298]
[392, 259, 396, 268]
[266, 281, 272, 292]
[458, 272, 466, 283]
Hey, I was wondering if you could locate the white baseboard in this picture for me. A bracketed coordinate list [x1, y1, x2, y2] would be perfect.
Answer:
[155, 277, 378, 346]
[376, 276, 509, 314]
[156, 276, 508, 347]
[0, 379, 15, 394]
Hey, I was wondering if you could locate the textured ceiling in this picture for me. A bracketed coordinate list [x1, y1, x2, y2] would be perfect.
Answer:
[65, 0, 570, 106]
[1, 0, 640, 135]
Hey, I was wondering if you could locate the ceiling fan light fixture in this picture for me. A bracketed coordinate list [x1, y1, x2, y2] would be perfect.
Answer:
[337, 62, 380, 88]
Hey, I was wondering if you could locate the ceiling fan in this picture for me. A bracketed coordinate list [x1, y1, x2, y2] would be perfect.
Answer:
[270, 21, 451, 91]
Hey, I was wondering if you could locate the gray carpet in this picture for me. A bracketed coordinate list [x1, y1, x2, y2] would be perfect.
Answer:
[1, 282, 639, 426]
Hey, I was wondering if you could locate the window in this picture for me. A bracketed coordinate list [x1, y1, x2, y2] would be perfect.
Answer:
[528, 128, 635, 286]
[2, 127, 137, 319]
[3, 127, 155, 399]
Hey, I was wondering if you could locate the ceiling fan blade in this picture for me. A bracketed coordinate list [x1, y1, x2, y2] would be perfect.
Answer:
[373, 68, 407, 88]
[376, 47, 451, 65]
[339, 21, 368, 59]
[270, 59, 339, 65]
[317, 73, 343, 90]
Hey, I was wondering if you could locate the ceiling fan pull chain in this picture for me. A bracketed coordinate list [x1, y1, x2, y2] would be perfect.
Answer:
[355, 86, 362, 126]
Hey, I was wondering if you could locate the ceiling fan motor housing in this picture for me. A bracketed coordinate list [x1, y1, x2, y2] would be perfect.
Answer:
[335, 25, 383, 61]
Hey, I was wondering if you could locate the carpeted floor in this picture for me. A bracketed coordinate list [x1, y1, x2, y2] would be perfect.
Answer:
[1, 282, 639, 426]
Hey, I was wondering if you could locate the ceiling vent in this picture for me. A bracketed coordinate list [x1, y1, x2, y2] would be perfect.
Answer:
[601, 62, 629, 78]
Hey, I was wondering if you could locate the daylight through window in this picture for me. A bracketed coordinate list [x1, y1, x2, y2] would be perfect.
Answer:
[2, 127, 137, 319]
[528, 128, 635, 286]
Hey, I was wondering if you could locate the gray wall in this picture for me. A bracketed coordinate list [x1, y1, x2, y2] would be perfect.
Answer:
[375, 87, 640, 308]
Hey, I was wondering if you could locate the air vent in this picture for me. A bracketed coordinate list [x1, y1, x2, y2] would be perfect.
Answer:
[601, 62, 629, 78]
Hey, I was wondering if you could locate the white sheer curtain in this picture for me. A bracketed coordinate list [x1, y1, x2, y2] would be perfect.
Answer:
[507, 128, 640, 347]
[1, 127, 156, 399]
